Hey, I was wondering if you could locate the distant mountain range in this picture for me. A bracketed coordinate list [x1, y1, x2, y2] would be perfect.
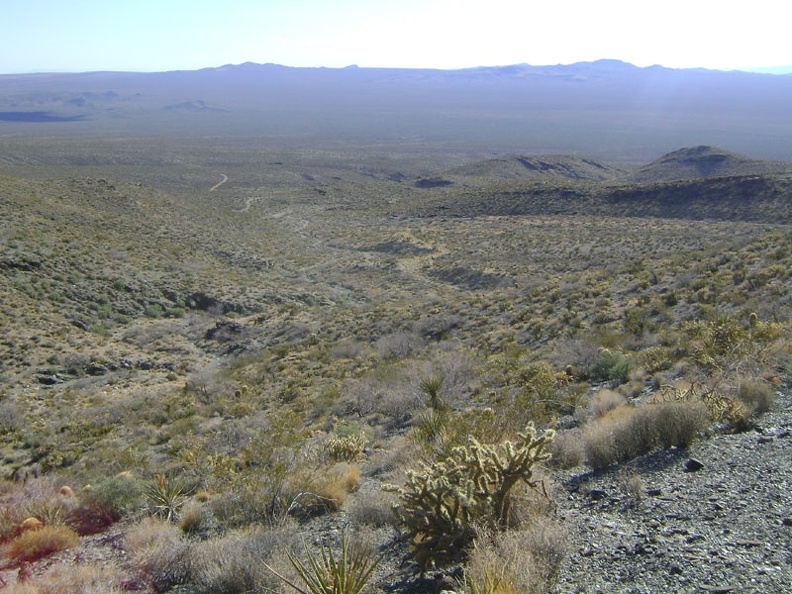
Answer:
[1, 60, 791, 163]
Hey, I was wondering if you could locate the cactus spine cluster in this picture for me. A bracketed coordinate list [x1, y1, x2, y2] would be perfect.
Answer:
[391, 423, 554, 572]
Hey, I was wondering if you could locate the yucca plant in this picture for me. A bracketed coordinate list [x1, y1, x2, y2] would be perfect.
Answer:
[266, 532, 383, 594]
[144, 474, 189, 520]
[419, 375, 446, 410]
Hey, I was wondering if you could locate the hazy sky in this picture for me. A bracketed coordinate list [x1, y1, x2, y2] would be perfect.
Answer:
[2, 0, 790, 74]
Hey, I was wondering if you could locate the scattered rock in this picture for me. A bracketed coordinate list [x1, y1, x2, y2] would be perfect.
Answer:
[684, 458, 705, 472]
[86, 363, 108, 376]
[589, 489, 608, 500]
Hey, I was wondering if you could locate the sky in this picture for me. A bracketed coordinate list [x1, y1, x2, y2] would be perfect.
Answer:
[2, 0, 790, 74]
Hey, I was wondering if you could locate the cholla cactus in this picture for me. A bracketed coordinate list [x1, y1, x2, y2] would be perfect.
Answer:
[390, 424, 554, 572]
[326, 434, 368, 463]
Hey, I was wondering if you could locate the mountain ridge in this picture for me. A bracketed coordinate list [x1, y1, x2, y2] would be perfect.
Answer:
[2, 61, 791, 163]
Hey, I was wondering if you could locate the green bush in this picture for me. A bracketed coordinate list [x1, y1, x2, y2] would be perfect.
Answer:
[588, 349, 631, 384]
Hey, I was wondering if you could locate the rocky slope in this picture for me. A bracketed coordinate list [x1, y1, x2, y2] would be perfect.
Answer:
[553, 387, 792, 593]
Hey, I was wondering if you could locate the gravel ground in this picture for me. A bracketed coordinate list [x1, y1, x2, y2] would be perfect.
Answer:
[552, 388, 792, 593]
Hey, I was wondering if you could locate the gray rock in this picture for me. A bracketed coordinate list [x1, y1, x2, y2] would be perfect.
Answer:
[684, 458, 705, 472]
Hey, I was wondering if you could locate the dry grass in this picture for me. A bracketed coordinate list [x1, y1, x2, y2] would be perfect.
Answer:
[347, 489, 399, 529]
[0, 564, 126, 594]
[189, 525, 296, 594]
[124, 517, 192, 592]
[4, 525, 79, 563]
[314, 463, 361, 508]
[736, 379, 775, 415]
[546, 429, 584, 470]
[587, 388, 628, 420]
[583, 400, 709, 469]
[462, 519, 567, 594]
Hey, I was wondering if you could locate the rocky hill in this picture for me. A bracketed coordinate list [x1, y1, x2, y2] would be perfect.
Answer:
[631, 145, 792, 182]
[448, 154, 628, 182]
[411, 147, 792, 224]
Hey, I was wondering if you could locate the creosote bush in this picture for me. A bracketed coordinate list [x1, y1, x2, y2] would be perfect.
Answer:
[390, 424, 554, 572]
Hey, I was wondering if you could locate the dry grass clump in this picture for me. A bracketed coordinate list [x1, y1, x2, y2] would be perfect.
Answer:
[0, 564, 126, 594]
[5, 524, 79, 563]
[582, 400, 709, 469]
[736, 379, 775, 415]
[126, 516, 298, 593]
[460, 519, 567, 594]
[125, 517, 192, 592]
[619, 468, 645, 504]
[178, 500, 210, 535]
[347, 488, 399, 529]
[313, 463, 361, 508]
[587, 388, 628, 420]
[546, 429, 584, 470]
[189, 524, 296, 594]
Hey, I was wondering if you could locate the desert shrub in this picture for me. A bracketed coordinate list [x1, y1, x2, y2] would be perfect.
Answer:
[1, 563, 126, 593]
[657, 381, 750, 429]
[587, 388, 627, 419]
[6, 524, 79, 562]
[619, 468, 645, 503]
[347, 489, 399, 529]
[684, 313, 786, 372]
[546, 429, 584, 470]
[190, 525, 296, 594]
[390, 424, 554, 572]
[736, 379, 774, 415]
[582, 400, 708, 469]
[636, 345, 675, 373]
[485, 359, 576, 426]
[375, 331, 420, 360]
[0, 506, 23, 544]
[588, 349, 631, 384]
[460, 520, 567, 594]
[66, 494, 122, 536]
[126, 517, 193, 592]
[72, 473, 142, 525]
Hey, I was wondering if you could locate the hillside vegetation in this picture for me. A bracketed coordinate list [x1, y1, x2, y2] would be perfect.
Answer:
[0, 140, 790, 592]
